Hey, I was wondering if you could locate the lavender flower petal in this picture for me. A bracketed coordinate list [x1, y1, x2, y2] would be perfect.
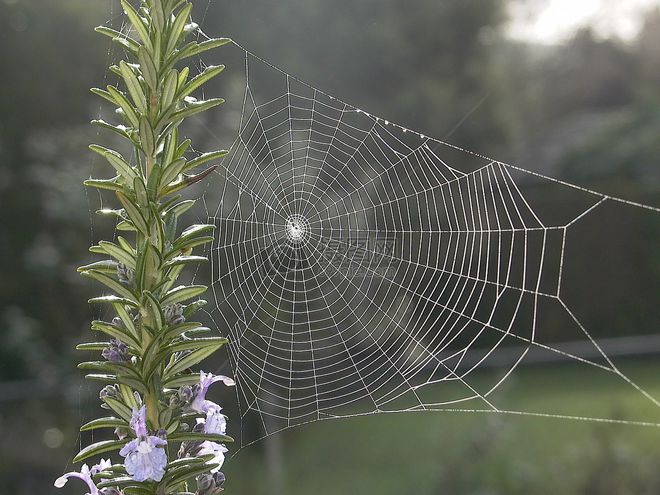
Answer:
[54, 463, 99, 495]
[119, 407, 168, 482]
[191, 371, 235, 413]
[202, 408, 227, 436]
[122, 436, 168, 482]
[197, 441, 228, 473]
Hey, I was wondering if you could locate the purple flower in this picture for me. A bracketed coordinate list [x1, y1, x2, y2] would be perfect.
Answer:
[191, 408, 229, 473]
[197, 440, 228, 473]
[201, 408, 227, 436]
[102, 339, 129, 362]
[191, 371, 235, 413]
[119, 406, 168, 482]
[197, 472, 226, 495]
[54, 459, 112, 494]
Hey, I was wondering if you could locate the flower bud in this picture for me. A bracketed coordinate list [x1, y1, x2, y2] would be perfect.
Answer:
[169, 385, 194, 409]
[197, 474, 214, 492]
[114, 427, 128, 440]
[178, 439, 202, 458]
[179, 385, 194, 403]
[116, 263, 134, 285]
[164, 303, 185, 325]
[196, 472, 226, 495]
[102, 339, 129, 363]
[100, 385, 119, 400]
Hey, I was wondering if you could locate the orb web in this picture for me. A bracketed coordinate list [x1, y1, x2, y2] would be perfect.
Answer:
[185, 40, 660, 449]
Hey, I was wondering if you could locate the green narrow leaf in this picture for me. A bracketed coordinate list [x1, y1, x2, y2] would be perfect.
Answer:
[120, 0, 152, 51]
[151, 0, 165, 31]
[167, 98, 224, 124]
[139, 116, 155, 157]
[163, 343, 220, 377]
[117, 236, 134, 253]
[166, 3, 193, 55]
[97, 477, 140, 490]
[123, 486, 155, 495]
[141, 335, 163, 380]
[163, 337, 227, 356]
[112, 302, 138, 339]
[76, 342, 111, 352]
[80, 417, 127, 432]
[103, 397, 134, 423]
[81, 270, 136, 301]
[184, 150, 228, 173]
[134, 177, 149, 209]
[163, 255, 207, 268]
[179, 65, 225, 99]
[89, 295, 138, 308]
[161, 322, 207, 341]
[159, 261, 184, 295]
[116, 191, 150, 235]
[142, 291, 165, 330]
[165, 238, 213, 261]
[175, 138, 191, 158]
[182, 299, 207, 319]
[84, 178, 123, 192]
[136, 243, 160, 293]
[161, 128, 179, 168]
[119, 61, 146, 112]
[163, 373, 203, 388]
[116, 221, 137, 232]
[94, 26, 139, 53]
[178, 224, 215, 242]
[78, 361, 117, 373]
[159, 157, 187, 188]
[91, 320, 140, 348]
[85, 373, 117, 384]
[77, 260, 118, 274]
[107, 86, 140, 127]
[161, 166, 217, 196]
[166, 457, 207, 471]
[176, 68, 190, 97]
[161, 285, 206, 307]
[92, 119, 133, 140]
[96, 240, 136, 269]
[119, 384, 139, 410]
[162, 199, 195, 218]
[138, 46, 158, 92]
[174, 38, 232, 64]
[168, 432, 233, 443]
[74, 439, 128, 463]
[91, 87, 115, 105]
[89, 145, 137, 182]
[117, 376, 148, 394]
[161, 69, 179, 110]
[164, 462, 221, 488]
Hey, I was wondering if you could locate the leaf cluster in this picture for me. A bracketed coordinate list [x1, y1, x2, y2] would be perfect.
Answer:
[74, 1, 232, 493]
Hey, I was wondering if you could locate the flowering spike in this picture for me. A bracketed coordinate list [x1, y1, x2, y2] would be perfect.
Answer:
[64, 0, 234, 492]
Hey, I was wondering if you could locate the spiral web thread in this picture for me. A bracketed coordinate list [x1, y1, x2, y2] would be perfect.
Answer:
[189, 39, 660, 449]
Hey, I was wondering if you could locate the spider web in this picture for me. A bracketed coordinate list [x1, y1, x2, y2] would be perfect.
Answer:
[185, 40, 660, 449]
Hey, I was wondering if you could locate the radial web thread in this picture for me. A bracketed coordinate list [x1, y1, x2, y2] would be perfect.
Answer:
[189, 41, 660, 449]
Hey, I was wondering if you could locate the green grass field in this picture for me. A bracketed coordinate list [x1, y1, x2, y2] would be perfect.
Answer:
[226, 359, 660, 495]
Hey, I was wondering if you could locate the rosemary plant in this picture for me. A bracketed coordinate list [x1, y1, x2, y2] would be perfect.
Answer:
[56, 1, 233, 494]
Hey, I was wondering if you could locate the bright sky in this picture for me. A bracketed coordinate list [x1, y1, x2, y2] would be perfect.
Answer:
[508, 0, 660, 44]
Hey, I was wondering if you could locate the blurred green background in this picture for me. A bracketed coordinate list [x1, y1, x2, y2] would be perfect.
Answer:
[1, 0, 660, 493]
